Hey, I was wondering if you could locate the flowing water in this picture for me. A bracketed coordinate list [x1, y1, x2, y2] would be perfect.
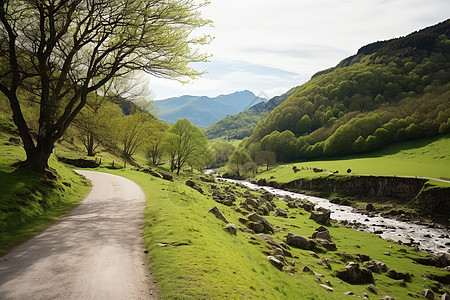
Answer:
[218, 177, 449, 254]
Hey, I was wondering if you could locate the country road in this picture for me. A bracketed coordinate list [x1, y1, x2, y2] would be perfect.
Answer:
[0, 170, 158, 300]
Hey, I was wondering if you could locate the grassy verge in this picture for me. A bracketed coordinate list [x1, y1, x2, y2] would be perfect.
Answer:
[102, 168, 449, 299]
[0, 135, 91, 255]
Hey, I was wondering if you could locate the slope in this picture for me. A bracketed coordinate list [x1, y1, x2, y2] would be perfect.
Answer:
[242, 19, 450, 162]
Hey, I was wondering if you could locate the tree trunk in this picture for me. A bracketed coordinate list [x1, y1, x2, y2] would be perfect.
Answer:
[19, 140, 54, 175]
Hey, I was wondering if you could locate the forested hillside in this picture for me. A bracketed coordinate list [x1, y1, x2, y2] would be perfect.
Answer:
[242, 19, 450, 162]
[203, 87, 299, 139]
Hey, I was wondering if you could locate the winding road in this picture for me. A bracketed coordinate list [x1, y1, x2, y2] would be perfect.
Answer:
[0, 170, 158, 300]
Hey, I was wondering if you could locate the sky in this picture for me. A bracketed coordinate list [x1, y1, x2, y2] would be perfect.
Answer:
[149, 0, 450, 100]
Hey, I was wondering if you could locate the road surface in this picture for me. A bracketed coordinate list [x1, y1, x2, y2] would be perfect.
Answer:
[0, 170, 158, 300]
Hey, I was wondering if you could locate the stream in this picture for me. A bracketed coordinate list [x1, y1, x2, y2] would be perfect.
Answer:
[217, 177, 449, 254]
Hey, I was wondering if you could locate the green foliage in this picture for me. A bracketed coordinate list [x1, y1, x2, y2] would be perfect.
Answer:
[228, 149, 250, 176]
[245, 20, 450, 161]
[208, 142, 236, 167]
[163, 119, 209, 174]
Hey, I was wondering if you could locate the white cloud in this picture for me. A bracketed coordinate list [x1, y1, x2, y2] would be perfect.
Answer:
[149, 0, 450, 100]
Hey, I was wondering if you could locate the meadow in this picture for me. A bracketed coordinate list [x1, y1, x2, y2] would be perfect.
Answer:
[254, 134, 450, 187]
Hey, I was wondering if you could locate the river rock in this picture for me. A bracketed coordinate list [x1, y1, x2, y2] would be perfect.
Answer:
[365, 203, 376, 211]
[310, 207, 331, 225]
[335, 262, 374, 284]
[207, 206, 229, 224]
[285, 233, 315, 250]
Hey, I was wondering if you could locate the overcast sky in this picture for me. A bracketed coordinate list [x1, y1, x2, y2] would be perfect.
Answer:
[150, 0, 449, 100]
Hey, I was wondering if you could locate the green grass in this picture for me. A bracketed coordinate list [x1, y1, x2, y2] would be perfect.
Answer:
[255, 135, 450, 187]
[101, 168, 449, 299]
[0, 133, 91, 255]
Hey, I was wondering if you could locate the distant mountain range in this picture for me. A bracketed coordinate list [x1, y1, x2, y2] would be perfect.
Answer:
[153, 90, 266, 128]
[203, 87, 299, 140]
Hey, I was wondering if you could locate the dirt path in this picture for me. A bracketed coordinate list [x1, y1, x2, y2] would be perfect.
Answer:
[0, 170, 158, 300]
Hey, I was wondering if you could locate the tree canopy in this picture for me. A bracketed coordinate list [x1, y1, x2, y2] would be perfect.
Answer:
[0, 0, 210, 173]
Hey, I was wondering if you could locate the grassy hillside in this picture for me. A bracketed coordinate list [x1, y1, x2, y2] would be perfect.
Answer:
[0, 112, 90, 255]
[104, 168, 449, 299]
[242, 19, 450, 162]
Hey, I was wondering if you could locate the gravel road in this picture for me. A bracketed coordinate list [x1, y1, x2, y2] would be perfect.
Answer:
[0, 170, 158, 300]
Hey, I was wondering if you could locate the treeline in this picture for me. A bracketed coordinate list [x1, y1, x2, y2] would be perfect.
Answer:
[238, 20, 450, 163]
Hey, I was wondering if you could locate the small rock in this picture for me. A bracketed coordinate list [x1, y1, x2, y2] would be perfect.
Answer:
[423, 289, 434, 299]
[320, 284, 333, 292]
[157, 243, 168, 247]
[441, 293, 450, 300]
[319, 257, 331, 269]
[207, 206, 229, 224]
[225, 223, 237, 235]
[381, 296, 395, 300]
[344, 291, 355, 295]
[366, 203, 376, 211]
[267, 256, 284, 270]
[367, 283, 377, 294]
[384, 252, 391, 256]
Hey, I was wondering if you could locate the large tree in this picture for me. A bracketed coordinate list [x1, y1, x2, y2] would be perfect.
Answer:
[163, 118, 208, 175]
[0, 0, 210, 174]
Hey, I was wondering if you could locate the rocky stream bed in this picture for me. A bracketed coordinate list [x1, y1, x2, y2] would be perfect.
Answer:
[218, 178, 450, 255]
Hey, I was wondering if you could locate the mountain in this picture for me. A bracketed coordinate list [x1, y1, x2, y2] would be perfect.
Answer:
[153, 90, 266, 128]
[203, 86, 300, 140]
[242, 19, 450, 162]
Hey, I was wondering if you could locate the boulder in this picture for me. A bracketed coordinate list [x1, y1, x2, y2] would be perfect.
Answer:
[387, 269, 411, 282]
[207, 206, 229, 224]
[363, 259, 387, 273]
[160, 172, 173, 181]
[247, 213, 274, 233]
[310, 207, 331, 225]
[276, 208, 288, 218]
[416, 253, 450, 268]
[247, 221, 265, 233]
[185, 179, 195, 187]
[225, 223, 237, 235]
[311, 227, 332, 241]
[335, 262, 374, 284]
[315, 239, 337, 251]
[365, 203, 376, 211]
[285, 233, 315, 250]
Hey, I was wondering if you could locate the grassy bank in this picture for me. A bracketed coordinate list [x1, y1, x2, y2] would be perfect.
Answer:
[0, 133, 91, 255]
[103, 168, 449, 299]
[254, 135, 450, 186]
